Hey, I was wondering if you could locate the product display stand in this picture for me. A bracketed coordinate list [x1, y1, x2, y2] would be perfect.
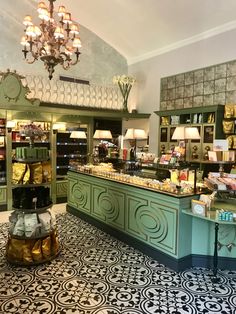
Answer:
[6, 128, 60, 266]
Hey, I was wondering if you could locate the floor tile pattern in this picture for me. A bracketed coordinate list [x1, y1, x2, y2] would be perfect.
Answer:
[0, 212, 235, 313]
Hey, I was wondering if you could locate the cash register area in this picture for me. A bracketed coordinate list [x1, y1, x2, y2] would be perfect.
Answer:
[0, 204, 235, 314]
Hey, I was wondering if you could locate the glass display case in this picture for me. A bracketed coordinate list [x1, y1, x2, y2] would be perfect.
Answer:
[56, 123, 88, 181]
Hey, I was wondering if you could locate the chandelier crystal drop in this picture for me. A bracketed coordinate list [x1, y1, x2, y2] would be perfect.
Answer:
[20, 0, 82, 80]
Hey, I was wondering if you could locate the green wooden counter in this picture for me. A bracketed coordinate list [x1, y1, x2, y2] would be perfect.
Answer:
[67, 170, 236, 271]
[67, 170, 199, 271]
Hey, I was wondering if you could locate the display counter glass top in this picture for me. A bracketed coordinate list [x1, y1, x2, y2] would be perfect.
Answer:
[69, 168, 201, 198]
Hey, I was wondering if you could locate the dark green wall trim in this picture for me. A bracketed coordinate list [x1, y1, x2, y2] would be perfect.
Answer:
[192, 254, 236, 271]
[67, 205, 192, 272]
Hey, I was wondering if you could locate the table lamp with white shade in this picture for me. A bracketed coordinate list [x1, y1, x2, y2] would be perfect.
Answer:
[70, 131, 87, 140]
[93, 130, 112, 140]
[124, 128, 147, 160]
[93, 129, 113, 161]
[70, 130, 87, 164]
[172, 126, 200, 161]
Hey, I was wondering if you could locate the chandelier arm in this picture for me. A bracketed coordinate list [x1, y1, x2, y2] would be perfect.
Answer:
[49, 0, 56, 19]
[70, 51, 80, 66]
[21, 0, 81, 79]
[23, 53, 38, 64]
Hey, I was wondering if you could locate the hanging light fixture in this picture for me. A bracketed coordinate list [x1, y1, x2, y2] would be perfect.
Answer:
[20, 0, 82, 80]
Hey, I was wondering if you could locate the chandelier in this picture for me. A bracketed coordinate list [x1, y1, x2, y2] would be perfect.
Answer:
[20, 0, 82, 80]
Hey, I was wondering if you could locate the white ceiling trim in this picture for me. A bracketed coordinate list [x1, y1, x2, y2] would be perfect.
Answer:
[127, 20, 236, 66]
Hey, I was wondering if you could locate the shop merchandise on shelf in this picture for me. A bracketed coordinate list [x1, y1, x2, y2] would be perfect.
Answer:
[6, 124, 60, 265]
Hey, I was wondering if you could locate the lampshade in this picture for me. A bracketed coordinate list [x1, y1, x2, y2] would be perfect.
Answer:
[172, 126, 200, 140]
[171, 127, 185, 140]
[124, 128, 147, 140]
[185, 127, 201, 140]
[6, 120, 16, 129]
[53, 123, 66, 131]
[70, 131, 87, 139]
[93, 130, 112, 139]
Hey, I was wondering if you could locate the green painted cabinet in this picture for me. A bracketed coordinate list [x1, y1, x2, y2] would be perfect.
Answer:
[67, 170, 197, 263]
[0, 186, 6, 205]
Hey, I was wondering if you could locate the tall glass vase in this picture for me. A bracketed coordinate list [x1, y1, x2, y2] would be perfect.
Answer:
[123, 97, 128, 112]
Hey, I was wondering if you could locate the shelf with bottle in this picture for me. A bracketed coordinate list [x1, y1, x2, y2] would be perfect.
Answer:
[56, 125, 87, 178]
[57, 142, 87, 146]
[57, 153, 87, 158]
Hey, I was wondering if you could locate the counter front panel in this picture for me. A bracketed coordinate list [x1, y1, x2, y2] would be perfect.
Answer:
[67, 170, 197, 270]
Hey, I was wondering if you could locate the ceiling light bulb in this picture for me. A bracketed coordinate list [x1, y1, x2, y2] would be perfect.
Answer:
[54, 27, 64, 39]
[63, 12, 72, 24]
[34, 26, 42, 36]
[65, 46, 73, 55]
[37, 1, 47, 14]
[38, 8, 50, 21]
[70, 24, 79, 35]
[20, 36, 30, 46]
[26, 26, 36, 37]
[23, 15, 33, 26]
[73, 38, 81, 48]
[58, 5, 66, 17]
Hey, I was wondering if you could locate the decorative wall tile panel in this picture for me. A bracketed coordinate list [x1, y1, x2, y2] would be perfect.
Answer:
[167, 77, 175, 89]
[25, 74, 123, 110]
[226, 90, 236, 103]
[184, 85, 193, 97]
[193, 96, 203, 107]
[204, 67, 214, 81]
[175, 86, 184, 98]
[227, 60, 236, 76]
[175, 99, 183, 109]
[160, 59, 236, 110]
[203, 81, 214, 95]
[184, 97, 193, 108]
[175, 74, 184, 87]
[194, 69, 204, 83]
[215, 64, 227, 79]
[160, 101, 167, 110]
[184, 72, 194, 85]
[214, 92, 226, 105]
[215, 78, 226, 93]
[203, 95, 214, 107]
[226, 76, 236, 91]
[194, 83, 203, 96]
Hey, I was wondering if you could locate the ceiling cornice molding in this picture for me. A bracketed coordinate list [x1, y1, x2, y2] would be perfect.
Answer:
[127, 20, 236, 66]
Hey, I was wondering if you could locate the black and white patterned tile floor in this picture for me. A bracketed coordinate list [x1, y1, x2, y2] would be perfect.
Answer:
[0, 212, 236, 313]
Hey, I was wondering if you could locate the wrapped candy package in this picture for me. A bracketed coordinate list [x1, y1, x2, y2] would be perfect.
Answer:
[42, 236, 51, 258]
[30, 163, 43, 184]
[12, 213, 25, 237]
[32, 239, 43, 261]
[23, 164, 30, 184]
[42, 161, 52, 182]
[24, 213, 40, 238]
[12, 163, 26, 184]
[38, 212, 52, 235]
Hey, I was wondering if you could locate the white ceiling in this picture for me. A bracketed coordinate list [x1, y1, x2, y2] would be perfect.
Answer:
[2, 0, 236, 65]
[66, 0, 236, 64]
